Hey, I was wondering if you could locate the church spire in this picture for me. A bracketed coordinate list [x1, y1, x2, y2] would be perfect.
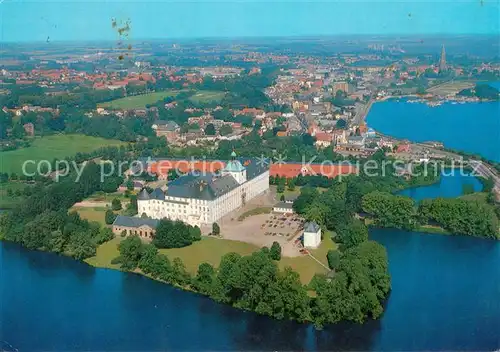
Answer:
[439, 44, 447, 72]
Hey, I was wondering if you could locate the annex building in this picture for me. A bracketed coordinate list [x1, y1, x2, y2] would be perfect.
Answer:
[137, 152, 269, 227]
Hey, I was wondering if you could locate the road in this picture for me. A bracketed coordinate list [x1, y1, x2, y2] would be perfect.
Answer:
[469, 160, 500, 190]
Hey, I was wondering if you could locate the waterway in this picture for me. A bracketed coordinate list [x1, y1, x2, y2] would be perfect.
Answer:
[398, 170, 483, 202]
[366, 99, 500, 162]
[1, 174, 499, 351]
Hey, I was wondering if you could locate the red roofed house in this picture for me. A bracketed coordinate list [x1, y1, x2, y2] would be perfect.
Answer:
[314, 132, 334, 148]
[23, 123, 35, 136]
[396, 143, 411, 154]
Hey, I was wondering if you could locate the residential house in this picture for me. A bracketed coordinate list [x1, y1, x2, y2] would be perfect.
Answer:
[23, 123, 35, 136]
[152, 120, 180, 141]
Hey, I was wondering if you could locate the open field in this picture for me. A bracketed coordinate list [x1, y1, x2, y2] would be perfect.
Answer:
[71, 207, 108, 225]
[98, 91, 182, 109]
[159, 237, 258, 273]
[87, 232, 336, 284]
[189, 90, 226, 103]
[0, 182, 27, 209]
[0, 134, 125, 174]
[98, 90, 226, 109]
[426, 80, 475, 95]
[85, 237, 122, 269]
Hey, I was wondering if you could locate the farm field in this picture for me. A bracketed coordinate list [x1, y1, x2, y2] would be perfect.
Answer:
[98, 90, 226, 109]
[0, 134, 125, 174]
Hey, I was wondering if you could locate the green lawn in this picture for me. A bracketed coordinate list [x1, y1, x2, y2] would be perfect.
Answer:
[189, 90, 226, 103]
[279, 234, 337, 284]
[459, 192, 489, 202]
[71, 207, 109, 225]
[98, 90, 226, 109]
[85, 237, 122, 269]
[0, 134, 125, 174]
[98, 91, 182, 109]
[159, 237, 258, 273]
[0, 181, 27, 209]
[86, 233, 336, 284]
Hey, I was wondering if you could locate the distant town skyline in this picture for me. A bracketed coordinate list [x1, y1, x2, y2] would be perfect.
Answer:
[1, 0, 499, 42]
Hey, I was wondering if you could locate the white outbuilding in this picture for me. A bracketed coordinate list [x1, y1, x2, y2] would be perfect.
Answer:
[303, 221, 322, 249]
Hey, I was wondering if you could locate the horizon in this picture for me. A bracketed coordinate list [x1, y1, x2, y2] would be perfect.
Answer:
[1, 33, 499, 45]
[1, 0, 499, 42]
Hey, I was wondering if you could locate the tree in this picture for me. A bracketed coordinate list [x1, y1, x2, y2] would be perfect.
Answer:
[204, 123, 216, 136]
[362, 191, 415, 230]
[105, 209, 117, 225]
[111, 198, 122, 211]
[270, 241, 282, 261]
[118, 235, 144, 270]
[287, 178, 296, 191]
[336, 218, 368, 251]
[212, 222, 220, 236]
[280, 194, 285, 202]
[153, 219, 200, 248]
[327, 249, 340, 270]
[335, 118, 347, 129]
[193, 262, 216, 295]
[219, 124, 233, 136]
[172, 257, 191, 286]
[126, 179, 134, 191]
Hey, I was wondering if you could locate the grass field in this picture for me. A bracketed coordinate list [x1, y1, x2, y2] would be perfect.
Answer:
[98, 90, 226, 109]
[0, 182, 27, 209]
[189, 91, 226, 103]
[0, 134, 125, 174]
[86, 233, 337, 284]
[426, 80, 475, 95]
[159, 237, 258, 273]
[71, 207, 108, 225]
[98, 91, 182, 109]
[85, 237, 122, 269]
[279, 234, 337, 284]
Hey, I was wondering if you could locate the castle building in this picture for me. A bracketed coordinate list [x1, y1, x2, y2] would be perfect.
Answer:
[137, 153, 269, 227]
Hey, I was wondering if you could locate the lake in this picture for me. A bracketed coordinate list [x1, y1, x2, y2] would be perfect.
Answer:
[366, 99, 500, 161]
[1, 174, 499, 351]
[398, 170, 483, 202]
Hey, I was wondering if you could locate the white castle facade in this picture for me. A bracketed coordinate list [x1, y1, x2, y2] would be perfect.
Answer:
[137, 154, 270, 227]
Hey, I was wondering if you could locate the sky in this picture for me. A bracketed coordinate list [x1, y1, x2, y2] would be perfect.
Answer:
[0, 0, 499, 42]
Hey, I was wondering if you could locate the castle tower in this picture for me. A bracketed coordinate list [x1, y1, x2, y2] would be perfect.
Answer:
[222, 151, 247, 184]
[439, 44, 447, 72]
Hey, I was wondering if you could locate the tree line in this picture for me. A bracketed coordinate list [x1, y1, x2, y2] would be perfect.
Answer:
[116, 234, 389, 328]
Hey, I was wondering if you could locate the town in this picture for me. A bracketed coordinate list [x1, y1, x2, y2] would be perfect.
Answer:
[1, 33, 500, 344]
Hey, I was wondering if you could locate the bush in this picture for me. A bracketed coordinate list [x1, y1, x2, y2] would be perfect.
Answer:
[105, 209, 117, 225]
[110, 256, 123, 265]
[111, 198, 122, 211]
[327, 249, 340, 270]
[270, 241, 282, 261]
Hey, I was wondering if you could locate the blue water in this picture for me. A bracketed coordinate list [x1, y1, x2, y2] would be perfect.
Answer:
[366, 99, 500, 161]
[398, 171, 483, 202]
[1, 175, 500, 351]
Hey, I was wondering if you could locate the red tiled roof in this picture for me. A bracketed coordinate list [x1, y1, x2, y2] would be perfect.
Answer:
[270, 163, 357, 179]
[314, 132, 333, 142]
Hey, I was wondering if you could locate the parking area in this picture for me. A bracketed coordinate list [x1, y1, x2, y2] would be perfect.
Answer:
[220, 210, 305, 257]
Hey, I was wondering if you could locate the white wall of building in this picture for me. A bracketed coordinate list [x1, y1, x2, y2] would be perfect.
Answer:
[304, 229, 321, 248]
[138, 170, 269, 227]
